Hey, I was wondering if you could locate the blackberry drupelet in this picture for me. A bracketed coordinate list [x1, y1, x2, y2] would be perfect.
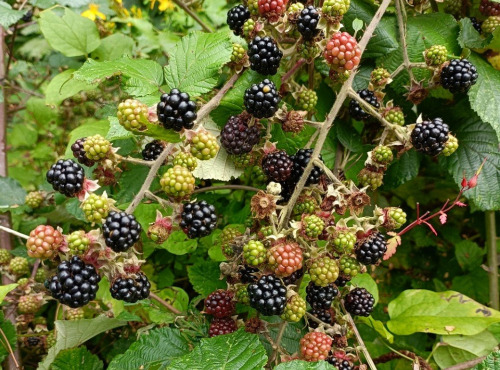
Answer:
[298, 6, 320, 41]
[248, 36, 283, 75]
[180, 201, 217, 238]
[142, 140, 164, 161]
[344, 287, 374, 316]
[355, 232, 387, 265]
[440, 59, 478, 94]
[102, 211, 142, 252]
[411, 118, 450, 157]
[247, 275, 287, 316]
[221, 115, 261, 155]
[349, 89, 379, 121]
[71, 138, 95, 167]
[306, 282, 338, 309]
[290, 148, 323, 184]
[227, 5, 251, 36]
[262, 150, 293, 182]
[327, 357, 353, 370]
[205, 289, 236, 318]
[45, 256, 100, 308]
[46, 159, 85, 197]
[157, 89, 197, 131]
[244, 79, 281, 118]
[110, 273, 150, 303]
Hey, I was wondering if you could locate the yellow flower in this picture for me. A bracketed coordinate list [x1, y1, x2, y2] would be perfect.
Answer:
[151, 0, 175, 12]
[81, 4, 106, 21]
[131, 6, 143, 19]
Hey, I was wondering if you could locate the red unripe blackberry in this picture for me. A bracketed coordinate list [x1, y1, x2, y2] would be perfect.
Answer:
[349, 89, 379, 121]
[244, 79, 281, 118]
[300, 332, 333, 361]
[258, 0, 289, 19]
[110, 273, 151, 303]
[306, 282, 338, 310]
[227, 5, 251, 36]
[411, 118, 450, 157]
[440, 59, 478, 94]
[221, 115, 261, 155]
[291, 148, 323, 184]
[298, 6, 321, 41]
[355, 232, 387, 265]
[308, 307, 335, 329]
[142, 140, 165, 161]
[247, 274, 287, 316]
[209, 317, 237, 337]
[268, 240, 303, 276]
[248, 36, 283, 76]
[324, 32, 361, 72]
[344, 287, 374, 316]
[157, 89, 197, 131]
[46, 159, 85, 197]
[180, 201, 217, 239]
[26, 225, 64, 259]
[480, 0, 500, 16]
[102, 211, 142, 252]
[71, 138, 95, 167]
[205, 289, 236, 318]
[262, 150, 293, 182]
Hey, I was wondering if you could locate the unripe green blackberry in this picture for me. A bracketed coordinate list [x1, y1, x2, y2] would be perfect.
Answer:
[358, 167, 384, 190]
[233, 153, 255, 169]
[231, 43, 246, 64]
[296, 89, 318, 111]
[385, 207, 407, 230]
[309, 256, 339, 287]
[242, 19, 256, 38]
[160, 165, 195, 199]
[280, 294, 306, 322]
[117, 99, 149, 131]
[17, 277, 29, 286]
[0, 249, 11, 265]
[18, 295, 42, 314]
[243, 240, 267, 266]
[66, 307, 84, 320]
[303, 214, 325, 239]
[339, 256, 360, 277]
[247, 0, 259, 15]
[67, 230, 90, 255]
[483, 16, 500, 33]
[35, 268, 47, 283]
[442, 135, 459, 156]
[190, 131, 219, 160]
[83, 134, 111, 161]
[444, 0, 462, 16]
[259, 225, 273, 237]
[293, 197, 318, 219]
[46, 331, 56, 348]
[173, 152, 198, 171]
[10, 257, 29, 276]
[372, 146, 393, 165]
[288, 2, 305, 13]
[81, 193, 110, 224]
[251, 165, 267, 184]
[221, 226, 242, 257]
[235, 284, 250, 304]
[25, 191, 44, 208]
[370, 68, 391, 88]
[332, 229, 356, 253]
[297, 43, 321, 60]
[322, 0, 351, 16]
[425, 45, 448, 67]
[383, 107, 405, 126]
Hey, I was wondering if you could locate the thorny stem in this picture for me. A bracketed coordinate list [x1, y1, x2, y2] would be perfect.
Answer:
[172, 0, 214, 33]
[144, 191, 175, 209]
[269, 321, 288, 365]
[118, 155, 154, 167]
[281, 59, 306, 83]
[485, 211, 499, 309]
[149, 292, 182, 315]
[395, 0, 415, 83]
[30, 259, 40, 280]
[390, 62, 435, 79]
[193, 185, 261, 194]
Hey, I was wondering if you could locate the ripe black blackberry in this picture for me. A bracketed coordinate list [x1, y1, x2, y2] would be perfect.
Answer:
[349, 89, 380, 121]
[244, 79, 281, 118]
[227, 5, 251, 36]
[110, 273, 151, 303]
[344, 287, 374, 317]
[335, 274, 351, 287]
[440, 59, 478, 94]
[291, 148, 323, 184]
[247, 274, 287, 316]
[327, 357, 353, 370]
[205, 289, 236, 318]
[22, 10, 33, 23]
[262, 151, 293, 182]
[298, 6, 320, 41]
[306, 282, 338, 310]
[248, 36, 283, 76]
[278, 179, 296, 203]
[221, 115, 261, 155]
[355, 232, 387, 265]
[102, 211, 142, 252]
[71, 138, 95, 167]
[26, 336, 40, 347]
[470, 17, 483, 33]
[180, 201, 217, 239]
[45, 256, 101, 308]
[308, 308, 335, 329]
[209, 317, 237, 337]
[282, 267, 304, 286]
[410, 118, 450, 157]
[142, 140, 164, 161]
[239, 265, 260, 283]
[157, 89, 197, 131]
[46, 159, 85, 197]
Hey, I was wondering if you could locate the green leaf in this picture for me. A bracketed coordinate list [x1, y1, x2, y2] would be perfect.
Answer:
[455, 240, 485, 271]
[351, 273, 379, 305]
[274, 360, 335, 369]
[39, 316, 126, 370]
[352, 18, 364, 34]
[92, 33, 135, 61]
[169, 330, 268, 370]
[188, 260, 226, 297]
[96, 278, 124, 318]
[0, 3, 25, 28]
[387, 290, 500, 336]
[161, 231, 198, 255]
[73, 56, 163, 97]
[52, 347, 103, 370]
[358, 316, 394, 343]
[164, 31, 233, 98]
[45, 70, 98, 106]
[472, 350, 500, 370]
[383, 150, 420, 189]
[458, 18, 490, 49]
[0, 284, 18, 304]
[39, 8, 101, 57]
[334, 121, 363, 152]
[468, 53, 500, 141]
[452, 268, 490, 304]
[108, 327, 190, 370]
[0, 177, 26, 209]
[433, 330, 498, 369]
[262, 317, 305, 356]
[106, 117, 135, 141]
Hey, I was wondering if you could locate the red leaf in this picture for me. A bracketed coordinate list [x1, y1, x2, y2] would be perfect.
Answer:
[455, 201, 467, 207]
[383, 236, 401, 260]
[439, 212, 447, 225]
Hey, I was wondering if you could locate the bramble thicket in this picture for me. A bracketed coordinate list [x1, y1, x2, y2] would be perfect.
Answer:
[0, 0, 499, 369]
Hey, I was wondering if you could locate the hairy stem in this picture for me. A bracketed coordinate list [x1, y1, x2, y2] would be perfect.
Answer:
[149, 292, 182, 315]
[172, 0, 214, 33]
[0, 327, 19, 369]
[281, 59, 306, 83]
[395, 0, 415, 83]
[193, 185, 261, 194]
[486, 211, 499, 309]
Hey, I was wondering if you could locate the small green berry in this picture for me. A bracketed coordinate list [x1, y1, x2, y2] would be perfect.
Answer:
[322, 0, 351, 16]
[425, 45, 448, 67]
[67, 230, 90, 255]
[386, 207, 407, 230]
[309, 257, 339, 287]
[303, 214, 325, 239]
[190, 131, 219, 160]
[358, 167, 384, 190]
[83, 134, 111, 161]
[81, 193, 111, 224]
[371, 68, 391, 88]
[117, 99, 149, 131]
[173, 152, 198, 171]
[372, 145, 394, 165]
[242, 19, 255, 38]
[0, 249, 11, 265]
[25, 191, 44, 208]
[280, 294, 306, 322]
[296, 89, 318, 111]
[231, 43, 246, 64]
[383, 107, 405, 126]
[243, 240, 267, 266]
[332, 229, 357, 253]
[160, 165, 195, 199]
[339, 256, 360, 277]
[442, 135, 458, 156]
[10, 257, 29, 276]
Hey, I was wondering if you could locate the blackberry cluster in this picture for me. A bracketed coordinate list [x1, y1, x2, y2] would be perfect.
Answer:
[248, 36, 283, 76]
[247, 275, 287, 316]
[221, 115, 261, 155]
[327, 358, 353, 370]
[227, 5, 251, 36]
[239, 265, 260, 283]
[309, 307, 335, 329]
[411, 118, 450, 157]
[298, 6, 320, 41]
[110, 274, 151, 303]
[71, 138, 95, 167]
[205, 289, 235, 318]
[344, 287, 374, 317]
[142, 140, 164, 161]
[262, 151, 293, 182]
[355, 232, 387, 265]
[157, 89, 197, 131]
[45, 256, 100, 308]
[244, 79, 281, 118]
[102, 212, 142, 252]
[180, 201, 217, 238]
[440, 59, 478, 94]
[46, 159, 85, 197]
[306, 282, 338, 309]
[291, 148, 323, 184]
[349, 89, 379, 121]
[209, 317, 237, 337]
